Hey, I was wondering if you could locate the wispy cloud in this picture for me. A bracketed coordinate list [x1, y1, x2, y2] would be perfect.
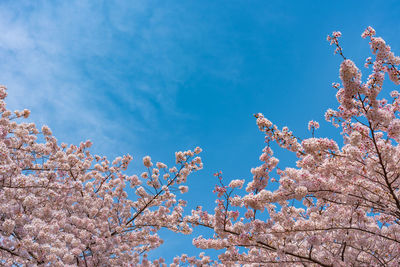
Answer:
[0, 0, 199, 153]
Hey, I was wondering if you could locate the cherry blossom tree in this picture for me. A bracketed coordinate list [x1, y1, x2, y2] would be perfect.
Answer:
[2, 26, 400, 267]
[185, 27, 400, 266]
[0, 85, 204, 265]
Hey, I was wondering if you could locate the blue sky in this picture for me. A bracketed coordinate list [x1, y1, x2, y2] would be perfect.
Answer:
[1, 0, 400, 261]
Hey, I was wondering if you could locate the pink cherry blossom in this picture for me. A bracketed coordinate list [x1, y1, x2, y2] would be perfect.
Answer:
[0, 87, 203, 265]
[2, 25, 400, 266]
[185, 27, 400, 266]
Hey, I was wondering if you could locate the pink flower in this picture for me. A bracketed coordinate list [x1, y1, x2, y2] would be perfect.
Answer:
[41, 125, 52, 135]
[388, 119, 400, 140]
[307, 120, 319, 131]
[179, 185, 189, 194]
[194, 147, 202, 154]
[228, 179, 245, 189]
[2, 219, 15, 235]
[143, 156, 153, 167]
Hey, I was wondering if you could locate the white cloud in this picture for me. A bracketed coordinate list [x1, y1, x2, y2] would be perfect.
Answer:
[0, 0, 195, 153]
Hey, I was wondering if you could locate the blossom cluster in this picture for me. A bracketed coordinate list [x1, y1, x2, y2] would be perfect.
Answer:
[0, 85, 203, 266]
[185, 27, 400, 266]
[2, 26, 400, 266]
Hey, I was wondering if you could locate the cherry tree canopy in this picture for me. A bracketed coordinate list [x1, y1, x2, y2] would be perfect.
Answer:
[184, 27, 400, 266]
[0, 86, 204, 265]
[1, 26, 400, 267]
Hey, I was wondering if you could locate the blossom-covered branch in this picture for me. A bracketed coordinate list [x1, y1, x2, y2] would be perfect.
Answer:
[0, 86, 203, 266]
[186, 27, 400, 266]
